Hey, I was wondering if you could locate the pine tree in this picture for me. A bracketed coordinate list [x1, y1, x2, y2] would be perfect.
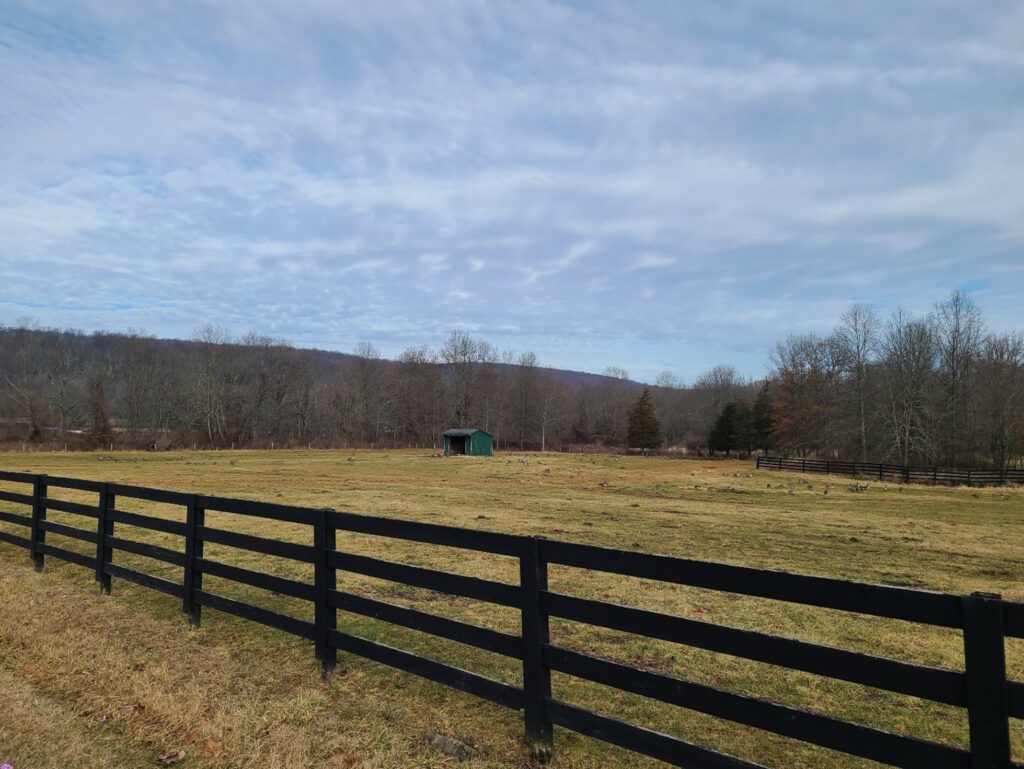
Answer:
[708, 399, 753, 457]
[627, 388, 662, 454]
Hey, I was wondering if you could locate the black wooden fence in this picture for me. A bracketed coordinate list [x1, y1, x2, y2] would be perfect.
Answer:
[0, 469, 1022, 768]
[757, 455, 1024, 487]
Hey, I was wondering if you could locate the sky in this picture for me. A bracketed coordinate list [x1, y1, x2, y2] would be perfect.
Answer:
[1, 1, 1022, 384]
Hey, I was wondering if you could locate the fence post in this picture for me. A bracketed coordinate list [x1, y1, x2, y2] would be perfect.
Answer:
[183, 495, 204, 627]
[879, 463, 883, 481]
[313, 509, 337, 675]
[756, 456, 762, 469]
[95, 483, 114, 593]
[825, 460, 831, 475]
[904, 465, 910, 484]
[520, 536, 553, 759]
[962, 592, 1011, 768]
[30, 475, 47, 571]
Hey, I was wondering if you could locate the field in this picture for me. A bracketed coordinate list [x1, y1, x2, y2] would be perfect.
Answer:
[1, 449, 1022, 769]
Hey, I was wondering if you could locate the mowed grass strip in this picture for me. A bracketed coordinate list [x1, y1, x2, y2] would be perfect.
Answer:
[0, 449, 1022, 768]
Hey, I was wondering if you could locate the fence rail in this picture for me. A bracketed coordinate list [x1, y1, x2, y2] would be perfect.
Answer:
[757, 456, 1024, 487]
[0, 470, 1022, 768]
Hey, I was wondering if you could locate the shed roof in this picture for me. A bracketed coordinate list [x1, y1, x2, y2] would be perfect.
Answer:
[443, 428, 490, 437]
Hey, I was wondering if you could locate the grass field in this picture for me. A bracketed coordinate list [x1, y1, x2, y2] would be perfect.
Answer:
[1, 449, 1022, 769]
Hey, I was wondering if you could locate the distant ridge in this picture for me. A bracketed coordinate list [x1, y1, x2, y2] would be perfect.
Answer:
[300, 346, 647, 390]
[1, 325, 648, 392]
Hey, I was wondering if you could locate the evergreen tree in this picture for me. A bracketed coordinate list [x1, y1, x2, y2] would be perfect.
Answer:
[708, 399, 753, 457]
[732, 399, 752, 453]
[627, 388, 662, 454]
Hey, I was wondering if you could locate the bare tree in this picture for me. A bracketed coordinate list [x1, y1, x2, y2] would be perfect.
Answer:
[475, 340, 499, 433]
[513, 351, 539, 448]
[1, 319, 46, 440]
[284, 347, 316, 443]
[395, 345, 443, 447]
[338, 342, 391, 446]
[770, 334, 844, 456]
[835, 305, 880, 461]
[489, 348, 519, 450]
[44, 329, 85, 437]
[233, 333, 300, 446]
[191, 324, 232, 445]
[930, 290, 984, 466]
[441, 329, 480, 426]
[118, 330, 159, 440]
[584, 367, 634, 445]
[537, 372, 570, 451]
[880, 309, 936, 465]
[975, 333, 1024, 470]
[655, 371, 682, 389]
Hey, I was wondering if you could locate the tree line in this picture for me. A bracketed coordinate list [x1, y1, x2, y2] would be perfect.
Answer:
[3, 288, 1020, 469]
[0, 323, 754, 452]
[715, 290, 1023, 469]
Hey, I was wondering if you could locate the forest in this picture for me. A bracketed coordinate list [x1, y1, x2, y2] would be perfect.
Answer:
[746, 290, 1024, 469]
[1, 290, 1021, 469]
[0, 322, 750, 453]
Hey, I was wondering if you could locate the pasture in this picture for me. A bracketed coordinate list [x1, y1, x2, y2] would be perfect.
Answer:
[0, 449, 1022, 769]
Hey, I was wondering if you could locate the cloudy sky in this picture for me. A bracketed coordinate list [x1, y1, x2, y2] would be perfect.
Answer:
[2, 2, 1022, 383]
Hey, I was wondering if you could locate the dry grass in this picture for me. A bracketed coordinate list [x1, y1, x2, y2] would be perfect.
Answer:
[0, 449, 1022, 768]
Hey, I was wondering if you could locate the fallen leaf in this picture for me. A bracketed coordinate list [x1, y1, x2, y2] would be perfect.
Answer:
[23, 662, 36, 674]
[201, 740, 222, 758]
[133, 662, 147, 671]
[184, 731, 200, 744]
[158, 749, 186, 764]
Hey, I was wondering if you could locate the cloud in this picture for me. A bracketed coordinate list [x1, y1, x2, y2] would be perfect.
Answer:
[629, 253, 676, 271]
[517, 240, 594, 285]
[419, 253, 450, 272]
[1, 1, 1022, 382]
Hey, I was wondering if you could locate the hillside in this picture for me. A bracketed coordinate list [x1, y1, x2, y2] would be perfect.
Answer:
[0, 325, 695, 451]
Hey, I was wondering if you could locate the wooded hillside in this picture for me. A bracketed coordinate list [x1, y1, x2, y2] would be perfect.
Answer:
[4, 289, 1021, 469]
[0, 324, 752, 452]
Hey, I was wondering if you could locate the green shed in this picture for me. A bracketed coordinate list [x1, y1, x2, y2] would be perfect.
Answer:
[443, 428, 493, 456]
